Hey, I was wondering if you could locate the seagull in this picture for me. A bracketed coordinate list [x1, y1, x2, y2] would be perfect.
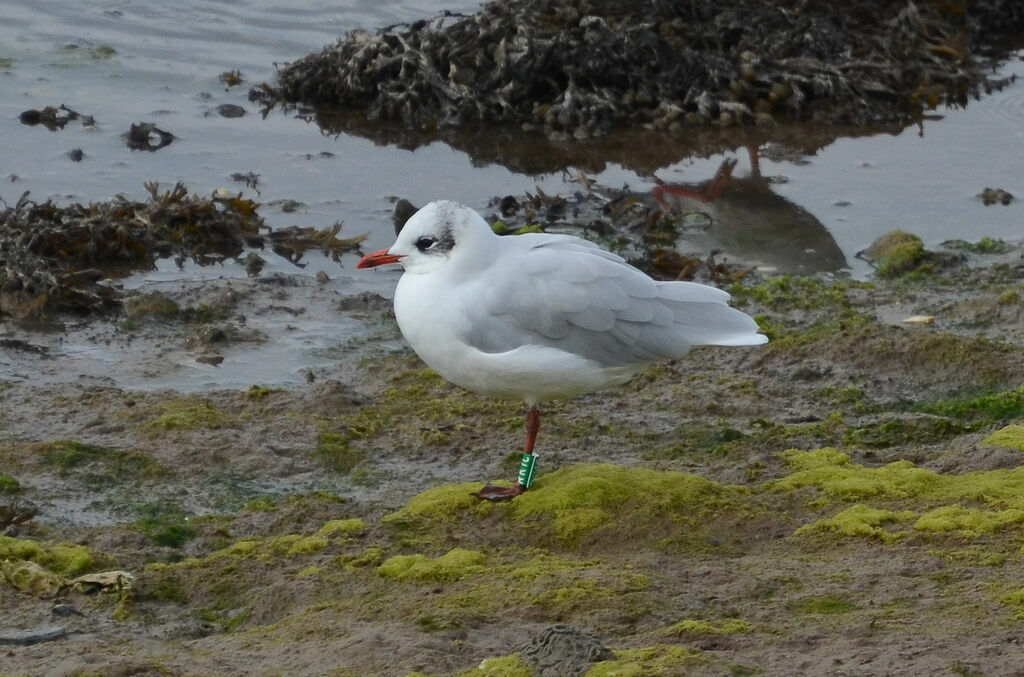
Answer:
[357, 200, 767, 501]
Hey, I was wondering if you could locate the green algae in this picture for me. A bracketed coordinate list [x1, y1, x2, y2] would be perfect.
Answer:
[386, 463, 738, 548]
[315, 431, 365, 474]
[317, 518, 368, 538]
[790, 594, 859, 615]
[40, 439, 163, 487]
[148, 397, 226, 430]
[0, 536, 94, 576]
[584, 645, 704, 676]
[983, 424, 1024, 450]
[1000, 588, 1024, 619]
[337, 545, 386, 569]
[779, 448, 1024, 546]
[0, 473, 19, 494]
[122, 290, 180, 320]
[384, 482, 496, 526]
[134, 501, 196, 548]
[512, 464, 734, 544]
[405, 654, 537, 677]
[913, 505, 1024, 538]
[943, 237, 1010, 255]
[843, 415, 964, 448]
[862, 231, 926, 278]
[665, 618, 752, 635]
[729, 274, 867, 313]
[775, 448, 944, 501]
[378, 548, 487, 582]
[915, 387, 1024, 428]
[794, 504, 916, 542]
[777, 448, 1024, 509]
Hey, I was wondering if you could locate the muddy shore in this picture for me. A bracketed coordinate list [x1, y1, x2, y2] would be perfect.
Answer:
[3, 192, 1024, 675]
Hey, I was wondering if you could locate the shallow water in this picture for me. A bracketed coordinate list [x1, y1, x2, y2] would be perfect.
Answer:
[1, 1, 1023, 389]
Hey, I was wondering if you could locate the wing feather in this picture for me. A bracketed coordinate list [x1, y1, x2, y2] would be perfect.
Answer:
[463, 234, 765, 366]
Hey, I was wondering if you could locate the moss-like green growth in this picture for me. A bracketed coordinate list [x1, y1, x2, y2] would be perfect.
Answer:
[982, 424, 1024, 451]
[122, 290, 180, 320]
[913, 505, 1024, 538]
[665, 618, 752, 635]
[943, 237, 1010, 255]
[387, 464, 737, 549]
[337, 545, 386, 569]
[512, 464, 732, 544]
[286, 535, 330, 556]
[1000, 588, 1024, 619]
[0, 473, 20, 494]
[317, 518, 368, 538]
[862, 231, 926, 278]
[246, 384, 280, 400]
[2, 559, 66, 598]
[378, 548, 487, 582]
[384, 482, 497, 526]
[584, 645, 704, 676]
[914, 387, 1024, 429]
[729, 274, 867, 313]
[0, 535, 94, 575]
[777, 448, 1024, 507]
[315, 431, 366, 474]
[134, 501, 197, 548]
[405, 654, 537, 677]
[790, 595, 859, 615]
[774, 448, 943, 501]
[843, 415, 964, 448]
[795, 505, 916, 542]
[40, 440, 162, 488]
[148, 397, 226, 430]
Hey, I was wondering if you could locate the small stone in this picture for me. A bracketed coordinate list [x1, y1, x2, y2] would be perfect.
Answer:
[0, 625, 67, 646]
[520, 625, 614, 677]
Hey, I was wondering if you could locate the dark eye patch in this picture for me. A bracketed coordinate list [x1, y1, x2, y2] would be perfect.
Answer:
[415, 236, 437, 252]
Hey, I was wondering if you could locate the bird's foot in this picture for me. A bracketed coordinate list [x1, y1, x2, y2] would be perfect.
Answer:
[473, 483, 526, 502]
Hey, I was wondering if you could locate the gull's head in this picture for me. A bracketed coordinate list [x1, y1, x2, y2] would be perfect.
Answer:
[357, 200, 495, 275]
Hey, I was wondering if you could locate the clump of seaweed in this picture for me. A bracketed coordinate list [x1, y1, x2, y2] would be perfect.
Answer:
[0, 183, 365, 323]
[271, 0, 1023, 140]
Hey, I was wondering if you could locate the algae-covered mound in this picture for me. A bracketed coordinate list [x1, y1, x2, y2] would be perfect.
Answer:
[276, 0, 1023, 137]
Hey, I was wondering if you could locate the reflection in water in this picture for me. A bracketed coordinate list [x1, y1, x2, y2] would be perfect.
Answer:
[650, 147, 848, 274]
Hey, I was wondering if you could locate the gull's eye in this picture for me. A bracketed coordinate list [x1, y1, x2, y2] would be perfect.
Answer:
[415, 236, 437, 252]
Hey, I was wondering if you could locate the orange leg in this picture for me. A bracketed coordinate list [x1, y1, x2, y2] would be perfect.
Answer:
[473, 406, 539, 502]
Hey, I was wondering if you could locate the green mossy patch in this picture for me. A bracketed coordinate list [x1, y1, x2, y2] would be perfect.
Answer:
[147, 397, 227, 430]
[378, 548, 487, 582]
[406, 654, 536, 677]
[781, 448, 1024, 544]
[915, 387, 1024, 429]
[512, 464, 735, 544]
[862, 231, 926, 278]
[983, 425, 1024, 451]
[387, 463, 739, 548]
[795, 504, 916, 542]
[40, 439, 163, 488]
[0, 535, 95, 576]
[0, 473, 20, 494]
[584, 645, 705, 676]
[665, 618, 752, 636]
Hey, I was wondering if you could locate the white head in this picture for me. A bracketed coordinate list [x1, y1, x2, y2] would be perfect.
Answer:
[357, 200, 497, 275]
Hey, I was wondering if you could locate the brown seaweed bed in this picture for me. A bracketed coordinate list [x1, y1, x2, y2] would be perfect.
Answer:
[0, 183, 365, 325]
[268, 0, 1024, 141]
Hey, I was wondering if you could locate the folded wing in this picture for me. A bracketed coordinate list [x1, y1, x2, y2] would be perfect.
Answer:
[461, 234, 767, 367]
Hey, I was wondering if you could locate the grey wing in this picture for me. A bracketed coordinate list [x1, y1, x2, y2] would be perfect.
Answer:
[462, 237, 766, 367]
